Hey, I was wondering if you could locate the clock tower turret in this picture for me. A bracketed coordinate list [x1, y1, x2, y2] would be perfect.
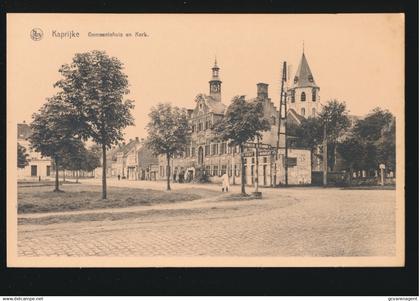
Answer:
[209, 58, 222, 102]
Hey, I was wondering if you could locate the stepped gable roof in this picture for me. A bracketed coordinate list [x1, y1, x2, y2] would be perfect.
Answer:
[292, 53, 318, 89]
[195, 93, 226, 115]
[17, 123, 31, 140]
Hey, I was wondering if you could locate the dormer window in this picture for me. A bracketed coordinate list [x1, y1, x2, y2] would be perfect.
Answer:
[301, 92, 306, 102]
[294, 76, 298, 84]
[308, 75, 313, 82]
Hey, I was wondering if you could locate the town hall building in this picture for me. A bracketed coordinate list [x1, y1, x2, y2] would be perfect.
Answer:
[157, 51, 321, 186]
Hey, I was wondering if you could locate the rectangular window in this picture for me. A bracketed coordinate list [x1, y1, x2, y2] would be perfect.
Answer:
[191, 147, 196, 157]
[213, 165, 219, 176]
[46, 166, 51, 176]
[198, 123, 203, 131]
[191, 125, 195, 133]
[211, 144, 216, 155]
[31, 165, 37, 177]
[186, 148, 190, 157]
[205, 165, 211, 175]
[220, 143, 227, 155]
[221, 165, 227, 175]
[286, 157, 297, 167]
[205, 145, 210, 156]
[228, 165, 232, 177]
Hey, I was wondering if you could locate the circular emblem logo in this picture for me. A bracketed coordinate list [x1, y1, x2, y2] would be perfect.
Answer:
[30, 28, 43, 41]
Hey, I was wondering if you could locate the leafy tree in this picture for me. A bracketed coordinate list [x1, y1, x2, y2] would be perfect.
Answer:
[337, 137, 365, 184]
[354, 107, 393, 142]
[29, 95, 82, 192]
[353, 108, 395, 174]
[145, 103, 190, 191]
[213, 96, 271, 195]
[54, 50, 134, 199]
[61, 143, 101, 183]
[377, 118, 396, 173]
[318, 99, 351, 170]
[288, 117, 323, 168]
[17, 143, 29, 168]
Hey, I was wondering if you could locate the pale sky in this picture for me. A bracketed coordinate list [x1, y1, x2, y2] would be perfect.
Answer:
[8, 13, 404, 140]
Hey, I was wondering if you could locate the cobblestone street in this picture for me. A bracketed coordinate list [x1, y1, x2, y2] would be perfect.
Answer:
[17, 180, 396, 257]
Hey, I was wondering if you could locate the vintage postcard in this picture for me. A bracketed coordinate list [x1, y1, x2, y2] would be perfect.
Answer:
[7, 13, 404, 267]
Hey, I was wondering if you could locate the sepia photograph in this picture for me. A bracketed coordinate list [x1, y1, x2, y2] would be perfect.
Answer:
[6, 13, 405, 267]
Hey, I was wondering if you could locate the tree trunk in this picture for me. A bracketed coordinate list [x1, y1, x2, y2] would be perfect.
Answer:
[102, 144, 107, 199]
[166, 153, 171, 191]
[348, 167, 353, 186]
[240, 144, 246, 195]
[54, 157, 60, 192]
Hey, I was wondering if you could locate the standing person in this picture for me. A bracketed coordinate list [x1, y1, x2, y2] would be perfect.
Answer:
[221, 172, 230, 192]
[118, 174, 121, 181]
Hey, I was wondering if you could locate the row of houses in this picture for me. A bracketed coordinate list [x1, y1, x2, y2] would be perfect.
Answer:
[95, 137, 159, 181]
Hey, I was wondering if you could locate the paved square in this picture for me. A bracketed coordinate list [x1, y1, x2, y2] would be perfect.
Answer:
[17, 180, 396, 257]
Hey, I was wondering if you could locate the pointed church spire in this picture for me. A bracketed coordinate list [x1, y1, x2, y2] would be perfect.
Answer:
[293, 51, 317, 88]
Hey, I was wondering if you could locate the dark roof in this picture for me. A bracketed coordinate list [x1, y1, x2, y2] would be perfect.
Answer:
[287, 109, 306, 125]
[17, 123, 31, 140]
[292, 53, 318, 89]
[119, 139, 140, 156]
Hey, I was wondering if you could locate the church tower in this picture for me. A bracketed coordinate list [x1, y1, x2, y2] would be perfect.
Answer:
[209, 58, 222, 102]
[287, 51, 320, 118]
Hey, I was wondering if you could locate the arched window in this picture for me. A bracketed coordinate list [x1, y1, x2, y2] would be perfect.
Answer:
[301, 108, 305, 116]
[312, 88, 317, 102]
[301, 92, 306, 102]
[291, 90, 295, 103]
[312, 108, 316, 117]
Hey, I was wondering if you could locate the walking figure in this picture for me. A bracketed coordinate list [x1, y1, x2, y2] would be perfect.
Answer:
[221, 173, 230, 192]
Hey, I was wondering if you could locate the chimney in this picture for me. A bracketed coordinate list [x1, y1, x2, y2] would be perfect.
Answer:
[257, 83, 268, 99]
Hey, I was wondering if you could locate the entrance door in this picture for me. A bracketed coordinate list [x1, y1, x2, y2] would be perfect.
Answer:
[198, 147, 204, 165]
[46, 166, 51, 177]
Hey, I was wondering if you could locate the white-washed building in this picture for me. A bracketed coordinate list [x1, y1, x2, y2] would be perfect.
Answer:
[17, 122, 52, 181]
